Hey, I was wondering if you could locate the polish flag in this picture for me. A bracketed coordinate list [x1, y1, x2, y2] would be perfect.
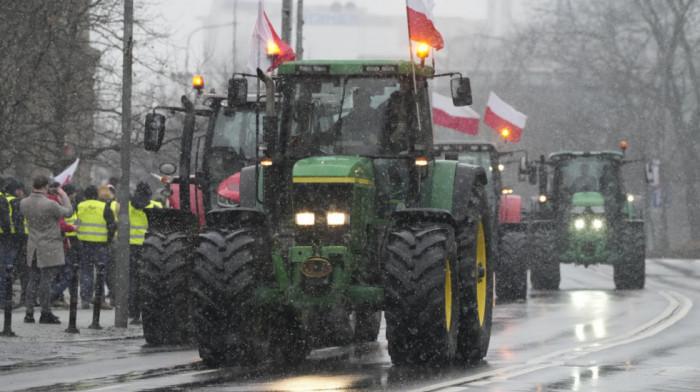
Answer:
[53, 158, 80, 186]
[432, 93, 480, 135]
[406, 0, 444, 50]
[247, 0, 296, 73]
[484, 92, 527, 142]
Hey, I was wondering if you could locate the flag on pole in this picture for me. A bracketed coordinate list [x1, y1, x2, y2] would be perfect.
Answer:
[247, 0, 296, 73]
[432, 93, 480, 135]
[53, 158, 80, 186]
[484, 92, 527, 142]
[406, 0, 444, 50]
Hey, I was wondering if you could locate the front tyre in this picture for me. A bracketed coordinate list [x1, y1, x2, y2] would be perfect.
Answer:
[140, 231, 193, 346]
[193, 227, 265, 367]
[384, 223, 460, 366]
[529, 227, 560, 290]
[614, 223, 645, 290]
[495, 230, 528, 301]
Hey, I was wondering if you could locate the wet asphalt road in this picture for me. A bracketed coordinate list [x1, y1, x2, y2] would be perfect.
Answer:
[1, 258, 698, 391]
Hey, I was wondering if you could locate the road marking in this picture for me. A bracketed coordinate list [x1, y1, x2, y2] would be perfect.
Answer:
[408, 289, 692, 392]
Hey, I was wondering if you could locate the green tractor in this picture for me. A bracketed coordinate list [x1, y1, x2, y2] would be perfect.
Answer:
[144, 60, 496, 367]
[434, 141, 529, 300]
[527, 144, 646, 290]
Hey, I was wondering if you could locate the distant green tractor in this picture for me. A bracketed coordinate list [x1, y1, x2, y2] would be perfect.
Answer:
[527, 145, 646, 290]
[141, 59, 497, 367]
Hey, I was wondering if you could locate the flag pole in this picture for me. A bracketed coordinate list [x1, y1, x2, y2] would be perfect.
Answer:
[404, 1, 423, 137]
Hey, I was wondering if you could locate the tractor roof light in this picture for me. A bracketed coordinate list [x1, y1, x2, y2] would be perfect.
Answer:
[267, 40, 280, 55]
[261, 157, 273, 167]
[415, 157, 428, 167]
[502, 188, 514, 195]
[416, 42, 430, 59]
[574, 218, 585, 230]
[193, 75, 204, 92]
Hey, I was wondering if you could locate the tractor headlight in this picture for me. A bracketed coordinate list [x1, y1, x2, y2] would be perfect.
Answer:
[326, 212, 348, 226]
[592, 218, 604, 230]
[295, 212, 315, 226]
[574, 218, 585, 230]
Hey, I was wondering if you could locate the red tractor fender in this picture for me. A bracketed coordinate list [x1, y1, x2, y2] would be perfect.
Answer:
[499, 194, 522, 224]
[167, 178, 206, 226]
[217, 172, 241, 204]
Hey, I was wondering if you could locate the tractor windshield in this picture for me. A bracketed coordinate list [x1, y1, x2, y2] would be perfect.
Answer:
[554, 156, 621, 198]
[281, 76, 429, 157]
[206, 104, 260, 207]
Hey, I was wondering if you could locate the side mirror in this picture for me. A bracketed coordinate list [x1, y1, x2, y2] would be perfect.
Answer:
[228, 77, 248, 107]
[144, 113, 165, 151]
[450, 76, 472, 106]
[159, 162, 177, 175]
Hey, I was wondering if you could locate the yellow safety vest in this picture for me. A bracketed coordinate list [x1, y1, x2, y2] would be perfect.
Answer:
[77, 199, 109, 243]
[128, 200, 161, 245]
[65, 211, 78, 237]
[0, 192, 7, 234]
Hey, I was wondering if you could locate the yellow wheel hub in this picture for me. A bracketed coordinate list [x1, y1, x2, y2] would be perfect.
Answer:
[476, 221, 487, 326]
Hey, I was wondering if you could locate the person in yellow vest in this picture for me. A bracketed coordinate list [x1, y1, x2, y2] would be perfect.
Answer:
[0, 178, 24, 306]
[77, 185, 116, 309]
[128, 182, 161, 323]
[0, 176, 11, 305]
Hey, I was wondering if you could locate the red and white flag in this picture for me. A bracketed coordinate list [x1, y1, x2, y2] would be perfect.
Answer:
[484, 92, 527, 142]
[53, 158, 80, 186]
[406, 0, 444, 50]
[432, 93, 480, 135]
[247, 0, 296, 73]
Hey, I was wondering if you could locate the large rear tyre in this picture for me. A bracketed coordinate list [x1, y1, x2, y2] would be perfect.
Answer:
[193, 227, 266, 367]
[614, 224, 645, 290]
[384, 223, 460, 366]
[495, 230, 527, 301]
[529, 228, 560, 290]
[140, 231, 193, 346]
[456, 185, 494, 363]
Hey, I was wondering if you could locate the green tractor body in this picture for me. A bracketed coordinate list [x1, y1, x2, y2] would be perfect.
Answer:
[528, 150, 646, 290]
[144, 60, 496, 367]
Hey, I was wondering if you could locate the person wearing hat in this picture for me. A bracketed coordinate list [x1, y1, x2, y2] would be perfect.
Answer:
[20, 174, 73, 324]
[127, 182, 161, 323]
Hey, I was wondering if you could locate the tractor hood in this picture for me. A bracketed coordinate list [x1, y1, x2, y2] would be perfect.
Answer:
[293, 156, 375, 184]
[571, 192, 605, 207]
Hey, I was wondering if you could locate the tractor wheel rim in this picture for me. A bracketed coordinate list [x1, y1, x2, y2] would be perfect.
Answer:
[476, 221, 487, 326]
[445, 260, 452, 331]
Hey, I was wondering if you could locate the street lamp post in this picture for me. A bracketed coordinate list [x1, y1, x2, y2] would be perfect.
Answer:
[184, 21, 236, 74]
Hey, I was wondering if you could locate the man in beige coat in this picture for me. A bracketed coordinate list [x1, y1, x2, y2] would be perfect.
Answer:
[20, 175, 73, 324]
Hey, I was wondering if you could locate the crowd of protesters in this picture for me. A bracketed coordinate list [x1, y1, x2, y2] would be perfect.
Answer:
[0, 174, 161, 325]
